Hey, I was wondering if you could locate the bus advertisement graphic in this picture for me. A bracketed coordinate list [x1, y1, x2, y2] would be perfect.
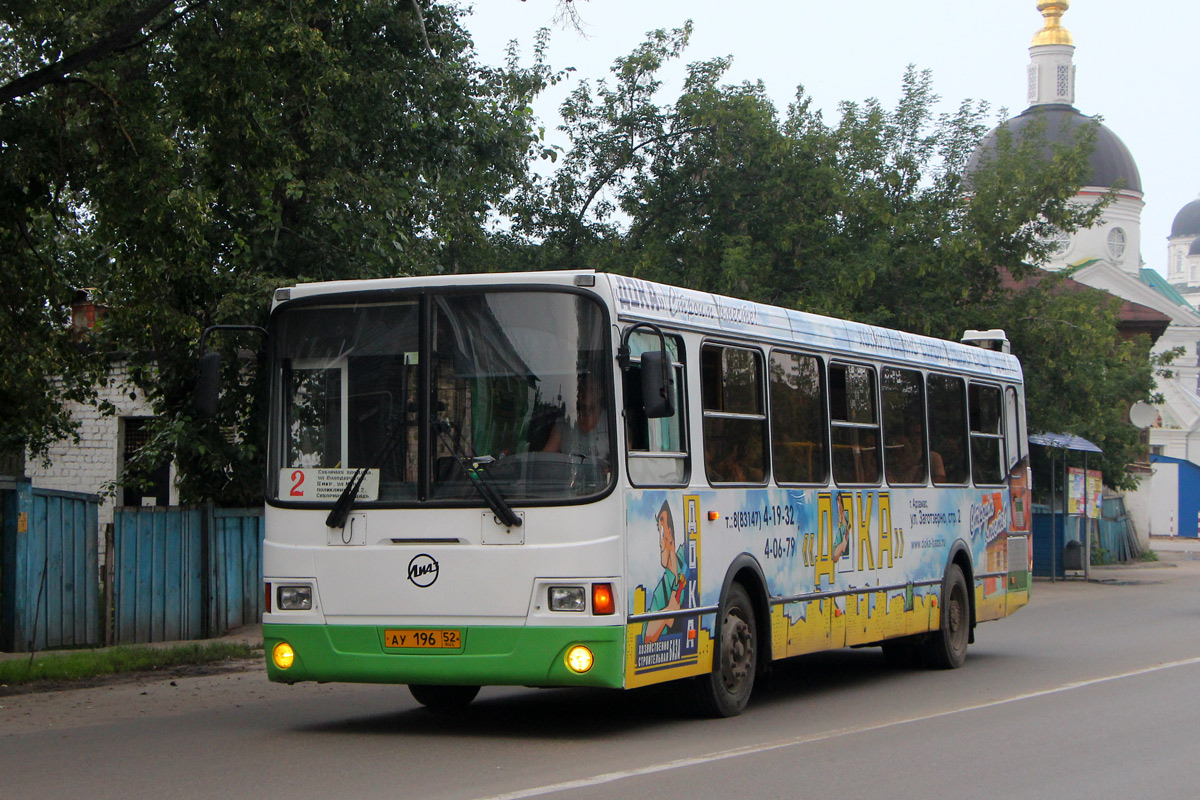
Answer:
[627, 493, 705, 684]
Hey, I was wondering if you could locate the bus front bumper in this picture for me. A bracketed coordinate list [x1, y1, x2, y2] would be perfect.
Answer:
[263, 622, 626, 689]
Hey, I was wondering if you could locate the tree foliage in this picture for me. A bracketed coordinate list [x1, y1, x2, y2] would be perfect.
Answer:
[2, 11, 1161, 497]
[513, 26, 1154, 487]
[1, 1, 554, 501]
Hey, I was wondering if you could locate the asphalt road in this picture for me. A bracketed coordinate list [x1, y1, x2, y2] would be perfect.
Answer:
[4, 549, 1200, 800]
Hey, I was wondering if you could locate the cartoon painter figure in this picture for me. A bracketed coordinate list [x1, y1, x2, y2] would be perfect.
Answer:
[644, 499, 689, 643]
[832, 494, 851, 564]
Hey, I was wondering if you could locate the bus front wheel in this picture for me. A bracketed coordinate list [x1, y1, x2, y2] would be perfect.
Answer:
[409, 684, 481, 710]
[690, 583, 757, 717]
[923, 563, 970, 669]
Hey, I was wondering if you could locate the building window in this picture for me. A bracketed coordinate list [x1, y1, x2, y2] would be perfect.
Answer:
[1056, 64, 1070, 97]
[121, 418, 170, 507]
[1106, 227, 1127, 262]
[1027, 65, 1038, 104]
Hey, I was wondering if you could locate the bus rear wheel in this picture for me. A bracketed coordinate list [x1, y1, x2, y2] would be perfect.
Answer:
[923, 563, 970, 669]
[408, 684, 480, 710]
[690, 583, 757, 717]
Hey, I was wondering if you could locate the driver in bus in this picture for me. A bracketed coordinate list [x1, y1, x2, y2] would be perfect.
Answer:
[542, 372, 610, 463]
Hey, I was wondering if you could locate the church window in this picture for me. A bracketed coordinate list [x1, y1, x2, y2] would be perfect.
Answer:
[1056, 65, 1070, 97]
[1027, 66, 1038, 104]
[1106, 227, 1126, 263]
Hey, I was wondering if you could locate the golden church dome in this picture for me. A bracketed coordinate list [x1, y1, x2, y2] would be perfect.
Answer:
[1032, 1, 1074, 46]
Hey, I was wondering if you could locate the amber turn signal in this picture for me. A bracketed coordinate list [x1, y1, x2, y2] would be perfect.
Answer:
[592, 583, 615, 615]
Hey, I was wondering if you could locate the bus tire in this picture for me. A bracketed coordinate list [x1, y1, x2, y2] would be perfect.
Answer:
[923, 563, 970, 669]
[689, 583, 757, 717]
[409, 684, 480, 710]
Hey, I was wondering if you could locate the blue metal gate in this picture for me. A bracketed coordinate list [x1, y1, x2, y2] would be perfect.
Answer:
[211, 508, 265, 635]
[1, 480, 101, 651]
[111, 507, 205, 644]
[111, 505, 264, 645]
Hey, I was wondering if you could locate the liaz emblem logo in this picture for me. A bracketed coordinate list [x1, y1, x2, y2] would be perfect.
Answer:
[407, 554, 439, 587]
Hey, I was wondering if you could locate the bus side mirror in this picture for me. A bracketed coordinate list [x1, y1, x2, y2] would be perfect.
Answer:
[196, 351, 222, 419]
[640, 350, 675, 419]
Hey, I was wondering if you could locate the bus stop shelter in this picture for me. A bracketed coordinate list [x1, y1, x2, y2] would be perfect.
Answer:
[1029, 432, 1102, 580]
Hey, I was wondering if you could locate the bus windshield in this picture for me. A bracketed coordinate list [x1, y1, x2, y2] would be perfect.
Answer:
[269, 290, 612, 505]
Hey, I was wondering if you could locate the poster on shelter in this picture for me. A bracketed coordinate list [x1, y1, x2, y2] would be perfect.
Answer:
[1087, 470, 1103, 520]
[1067, 468, 1086, 516]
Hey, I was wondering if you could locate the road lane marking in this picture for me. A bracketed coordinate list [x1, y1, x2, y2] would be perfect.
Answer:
[478, 656, 1200, 800]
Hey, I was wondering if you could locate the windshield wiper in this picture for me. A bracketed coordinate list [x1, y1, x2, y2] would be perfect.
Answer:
[326, 413, 407, 529]
[433, 420, 523, 528]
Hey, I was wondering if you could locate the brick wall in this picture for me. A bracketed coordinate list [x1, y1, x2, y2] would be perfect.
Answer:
[25, 360, 177, 528]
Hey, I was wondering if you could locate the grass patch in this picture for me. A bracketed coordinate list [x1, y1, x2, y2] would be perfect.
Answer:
[0, 642, 260, 686]
[1140, 549, 1160, 562]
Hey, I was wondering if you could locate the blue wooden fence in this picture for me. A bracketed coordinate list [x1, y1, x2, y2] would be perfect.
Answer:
[211, 508, 265, 635]
[1, 480, 101, 651]
[112, 505, 264, 645]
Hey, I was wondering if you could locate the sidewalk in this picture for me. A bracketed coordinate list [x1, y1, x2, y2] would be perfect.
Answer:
[0, 623, 263, 662]
[1147, 534, 1200, 553]
[1084, 535, 1200, 575]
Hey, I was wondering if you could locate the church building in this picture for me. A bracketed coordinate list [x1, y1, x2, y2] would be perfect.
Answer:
[971, 1, 1200, 539]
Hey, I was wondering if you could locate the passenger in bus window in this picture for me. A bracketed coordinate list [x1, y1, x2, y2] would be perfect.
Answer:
[930, 449, 947, 483]
[707, 427, 764, 483]
[543, 373, 609, 462]
[645, 500, 687, 643]
[889, 421, 928, 484]
[711, 439, 750, 482]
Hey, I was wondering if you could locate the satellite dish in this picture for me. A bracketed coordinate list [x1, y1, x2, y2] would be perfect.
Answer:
[1129, 401, 1157, 429]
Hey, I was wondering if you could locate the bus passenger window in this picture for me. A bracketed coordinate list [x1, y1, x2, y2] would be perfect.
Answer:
[882, 367, 927, 485]
[927, 373, 969, 485]
[969, 383, 1005, 485]
[702, 345, 767, 484]
[624, 332, 688, 485]
[829, 363, 880, 484]
[769, 351, 828, 484]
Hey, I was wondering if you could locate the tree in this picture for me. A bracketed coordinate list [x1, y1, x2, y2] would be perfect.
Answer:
[986, 277, 1157, 488]
[514, 27, 1153, 487]
[1, 1, 554, 501]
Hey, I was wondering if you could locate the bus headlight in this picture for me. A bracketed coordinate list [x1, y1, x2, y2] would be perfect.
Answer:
[277, 585, 313, 610]
[548, 586, 586, 612]
[272, 641, 296, 670]
[566, 645, 594, 673]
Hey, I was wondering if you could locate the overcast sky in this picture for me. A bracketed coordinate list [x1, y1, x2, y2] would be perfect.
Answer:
[463, 0, 1198, 276]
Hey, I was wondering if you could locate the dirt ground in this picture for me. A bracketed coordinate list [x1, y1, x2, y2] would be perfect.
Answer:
[0, 654, 264, 698]
[0, 657, 288, 736]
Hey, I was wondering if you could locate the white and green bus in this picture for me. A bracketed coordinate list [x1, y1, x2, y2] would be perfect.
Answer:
[256, 270, 1031, 716]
